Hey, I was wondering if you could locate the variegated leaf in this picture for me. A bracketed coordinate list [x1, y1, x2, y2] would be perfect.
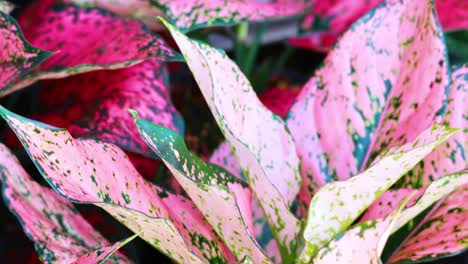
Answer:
[133, 112, 272, 263]
[0, 106, 233, 264]
[0, 143, 133, 264]
[389, 185, 468, 263]
[163, 19, 301, 261]
[1, 0, 181, 97]
[287, 0, 450, 212]
[402, 64, 467, 187]
[70, 235, 137, 264]
[313, 195, 412, 264]
[30, 59, 184, 158]
[0, 10, 51, 90]
[298, 125, 457, 262]
[71, 0, 165, 30]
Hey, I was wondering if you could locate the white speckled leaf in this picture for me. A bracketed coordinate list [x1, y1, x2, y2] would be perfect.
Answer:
[0, 106, 233, 264]
[162, 19, 301, 260]
[299, 125, 457, 261]
[133, 113, 271, 263]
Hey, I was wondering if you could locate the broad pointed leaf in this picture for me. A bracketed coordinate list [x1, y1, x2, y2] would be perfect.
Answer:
[155, 0, 310, 32]
[71, 0, 165, 30]
[163, 19, 301, 260]
[389, 185, 468, 263]
[1, 0, 181, 97]
[0, 11, 52, 90]
[402, 65, 467, 187]
[287, 0, 450, 211]
[0, 107, 233, 264]
[70, 235, 138, 264]
[134, 113, 272, 263]
[313, 196, 411, 264]
[298, 125, 457, 261]
[289, 0, 467, 52]
[360, 188, 418, 222]
[0, 143, 132, 263]
[29, 59, 184, 158]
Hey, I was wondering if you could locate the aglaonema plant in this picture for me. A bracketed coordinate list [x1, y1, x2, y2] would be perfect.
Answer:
[0, 0, 466, 263]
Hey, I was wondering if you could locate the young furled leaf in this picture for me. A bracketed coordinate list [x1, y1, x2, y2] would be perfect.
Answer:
[0, 11, 52, 90]
[133, 113, 271, 263]
[298, 125, 457, 262]
[389, 185, 468, 263]
[287, 0, 450, 212]
[290, 0, 468, 52]
[0, 107, 233, 264]
[163, 19, 301, 261]
[1, 0, 181, 97]
[0, 143, 133, 264]
[29, 59, 184, 158]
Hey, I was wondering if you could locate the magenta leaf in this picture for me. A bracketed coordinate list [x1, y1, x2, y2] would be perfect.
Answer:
[1, 0, 181, 97]
[290, 0, 467, 52]
[287, 0, 450, 211]
[0, 10, 52, 90]
[133, 112, 273, 263]
[152, 0, 310, 32]
[0, 106, 233, 264]
[32, 59, 184, 158]
[389, 184, 468, 263]
[298, 125, 457, 261]
[0, 143, 133, 263]
[71, 0, 165, 30]
[162, 19, 301, 260]
[402, 65, 467, 187]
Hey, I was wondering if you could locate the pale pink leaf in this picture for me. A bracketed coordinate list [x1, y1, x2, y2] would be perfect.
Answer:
[0, 143, 132, 264]
[1, 0, 181, 97]
[163, 19, 301, 259]
[133, 113, 272, 263]
[0, 106, 233, 264]
[298, 125, 457, 261]
[389, 185, 468, 263]
[287, 0, 450, 211]
[72, 234, 138, 264]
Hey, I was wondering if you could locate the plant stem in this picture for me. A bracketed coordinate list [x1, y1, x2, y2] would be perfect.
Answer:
[244, 22, 267, 77]
[235, 22, 249, 67]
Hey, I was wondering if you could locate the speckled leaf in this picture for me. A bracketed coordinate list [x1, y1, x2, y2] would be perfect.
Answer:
[0, 11, 52, 90]
[163, 19, 301, 260]
[0, 1, 14, 13]
[0, 143, 132, 264]
[154, 0, 310, 32]
[402, 65, 467, 187]
[1, 0, 181, 97]
[298, 125, 457, 261]
[389, 185, 468, 263]
[360, 188, 418, 222]
[0, 107, 233, 264]
[289, 0, 466, 52]
[286, 0, 450, 211]
[31, 59, 184, 158]
[71, 0, 165, 30]
[70, 235, 137, 264]
[134, 113, 271, 263]
[313, 196, 411, 264]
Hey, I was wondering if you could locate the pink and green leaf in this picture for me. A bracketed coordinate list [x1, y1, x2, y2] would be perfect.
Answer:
[313, 196, 412, 264]
[402, 64, 467, 187]
[286, 0, 450, 211]
[31, 59, 184, 158]
[154, 0, 310, 32]
[70, 235, 138, 264]
[298, 125, 457, 261]
[0, 143, 133, 263]
[389, 185, 468, 263]
[0, 10, 52, 90]
[133, 112, 272, 263]
[71, 0, 165, 30]
[0, 106, 233, 264]
[1, 0, 181, 97]
[163, 19, 301, 260]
